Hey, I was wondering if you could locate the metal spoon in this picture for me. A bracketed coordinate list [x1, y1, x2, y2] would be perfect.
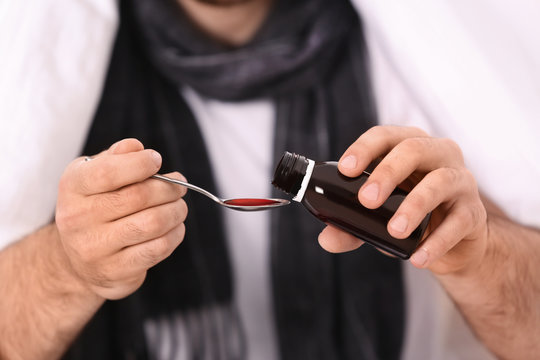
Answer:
[151, 174, 290, 211]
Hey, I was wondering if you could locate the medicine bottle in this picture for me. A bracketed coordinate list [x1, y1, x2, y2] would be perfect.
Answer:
[272, 151, 430, 259]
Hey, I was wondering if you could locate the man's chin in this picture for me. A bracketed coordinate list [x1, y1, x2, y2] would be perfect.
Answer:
[194, 0, 253, 6]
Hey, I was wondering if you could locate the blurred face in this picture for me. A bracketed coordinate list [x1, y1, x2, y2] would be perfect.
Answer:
[194, 0, 254, 5]
[178, 0, 273, 45]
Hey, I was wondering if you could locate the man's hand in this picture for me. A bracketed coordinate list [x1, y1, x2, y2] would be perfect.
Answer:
[317, 125, 540, 359]
[0, 138, 188, 359]
[318, 125, 488, 274]
[56, 138, 188, 300]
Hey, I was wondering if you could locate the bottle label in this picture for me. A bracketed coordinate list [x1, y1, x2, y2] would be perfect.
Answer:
[293, 159, 315, 202]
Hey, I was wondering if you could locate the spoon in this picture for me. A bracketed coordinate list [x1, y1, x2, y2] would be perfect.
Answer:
[151, 174, 290, 211]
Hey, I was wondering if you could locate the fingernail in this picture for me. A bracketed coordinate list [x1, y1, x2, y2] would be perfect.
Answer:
[340, 155, 357, 169]
[411, 248, 428, 267]
[389, 214, 408, 233]
[361, 183, 379, 201]
[151, 151, 162, 166]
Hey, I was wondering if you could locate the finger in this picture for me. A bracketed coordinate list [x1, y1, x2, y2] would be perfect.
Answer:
[70, 149, 162, 195]
[109, 198, 188, 250]
[63, 198, 187, 261]
[318, 225, 364, 253]
[338, 125, 429, 177]
[89, 172, 188, 222]
[108, 138, 144, 155]
[387, 167, 472, 239]
[82, 138, 144, 161]
[358, 137, 464, 208]
[119, 223, 186, 270]
[409, 200, 486, 270]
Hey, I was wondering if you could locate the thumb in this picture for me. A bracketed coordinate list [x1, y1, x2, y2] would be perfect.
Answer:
[108, 138, 145, 155]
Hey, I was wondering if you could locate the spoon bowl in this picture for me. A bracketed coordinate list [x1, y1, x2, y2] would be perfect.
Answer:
[151, 174, 290, 211]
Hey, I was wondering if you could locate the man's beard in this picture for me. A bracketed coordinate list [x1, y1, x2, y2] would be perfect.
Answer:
[193, 0, 254, 6]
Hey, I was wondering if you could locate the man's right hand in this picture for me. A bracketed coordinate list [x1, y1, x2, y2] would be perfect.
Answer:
[55, 138, 188, 300]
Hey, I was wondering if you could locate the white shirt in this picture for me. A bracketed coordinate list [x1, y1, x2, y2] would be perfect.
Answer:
[183, 86, 279, 360]
[0, 0, 117, 244]
[353, 1, 540, 358]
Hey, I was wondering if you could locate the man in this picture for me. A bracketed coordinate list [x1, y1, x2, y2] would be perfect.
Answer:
[0, 0, 539, 359]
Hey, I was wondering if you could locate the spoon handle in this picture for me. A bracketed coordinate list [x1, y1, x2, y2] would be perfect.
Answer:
[151, 174, 222, 204]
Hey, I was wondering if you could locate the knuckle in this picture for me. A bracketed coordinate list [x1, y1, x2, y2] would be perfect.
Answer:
[441, 137, 460, 152]
[149, 226, 185, 262]
[122, 219, 146, 239]
[145, 210, 167, 233]
[180, 199, 189, 220]
[437, 167, 460, 186]
[155, 236, 174, 257]
[98, 262, 120, 283]
[161, 238, 176, 258]
[172, 207, 182, 226]
[433, 233, 453, 254]
[174, 199, 189, 224]
[171, 171, 187, 183]
[166, 172, 188, 195]
[165, 182, 186, 200]
[90, 162, 118, 192]
[55, 204, 84, 233]
[92, 164, 113, 186]
[362, 126, 390, 147]
[176, 181, 189, 198]
[137, 247, 158, 266]
[374, 163, 398, 181]
[420, 180, 439, 205]
[359, 125, 389, 150]
[143, 237, 171, 263]
[122, 184, 150, 210]
[143, 209, 172, 236]
[461, 168, 477, 186]
[399, 137, 420, 151]
[88, 269, 114, 288]
[441, 138, 464, 162]
[454, 206, 474, 228]
[121, 208, 173, 242]
[367, 125, 389, 137]
[469, 203, 487, 229]
[95, 191, 125, 215]
[77, 176, 94, 196]
[126, 251, 142, 269]
[177, 223, 186, 242]
[404, 192, 428, 214]
[400, 136, 431, 154]
[453, 167, 479, 196]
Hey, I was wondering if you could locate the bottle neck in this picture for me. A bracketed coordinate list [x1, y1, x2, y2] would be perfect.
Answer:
[292, 159, 315, 202]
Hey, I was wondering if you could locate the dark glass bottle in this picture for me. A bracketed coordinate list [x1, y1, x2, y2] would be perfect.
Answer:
[272, 151, 430, 259]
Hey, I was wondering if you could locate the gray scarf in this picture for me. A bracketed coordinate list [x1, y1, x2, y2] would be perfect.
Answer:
[64, 0, 405, 359]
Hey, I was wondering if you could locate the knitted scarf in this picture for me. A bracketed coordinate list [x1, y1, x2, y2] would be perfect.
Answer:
[63, 0, 404, 359]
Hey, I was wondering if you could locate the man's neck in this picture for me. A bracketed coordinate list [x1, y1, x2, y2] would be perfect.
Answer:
[177, 0, 274, 46]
